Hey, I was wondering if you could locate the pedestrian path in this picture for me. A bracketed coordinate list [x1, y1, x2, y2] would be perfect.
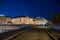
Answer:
[11, 29, 51, 40]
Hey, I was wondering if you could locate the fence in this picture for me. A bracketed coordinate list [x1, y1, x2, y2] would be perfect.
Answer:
[0, 26, 19, 33]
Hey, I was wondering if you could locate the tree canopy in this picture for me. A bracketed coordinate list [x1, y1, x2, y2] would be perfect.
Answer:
[51, 11, 60, 24]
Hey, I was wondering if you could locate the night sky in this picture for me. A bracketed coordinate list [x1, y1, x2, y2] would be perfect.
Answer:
[0, 0, 60, 20]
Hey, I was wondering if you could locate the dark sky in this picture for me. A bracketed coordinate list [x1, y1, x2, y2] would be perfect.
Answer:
[0, 0, 60, 20]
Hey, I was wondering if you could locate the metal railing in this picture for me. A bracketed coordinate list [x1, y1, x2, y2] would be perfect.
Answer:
[0, 25, 19, 33]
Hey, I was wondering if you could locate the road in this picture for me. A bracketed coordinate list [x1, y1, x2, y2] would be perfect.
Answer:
[11, 28, 51, 40]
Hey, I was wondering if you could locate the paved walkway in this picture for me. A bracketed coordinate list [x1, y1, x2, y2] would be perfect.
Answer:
[11, 29, 51, 40]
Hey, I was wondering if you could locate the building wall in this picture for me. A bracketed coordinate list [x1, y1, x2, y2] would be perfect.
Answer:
[35, 18, 48, 25]
[0, 16, 12, 25]
[6, 18, 12, 24]
[0, 16, 6, 25]
[0, 16, 48, 25]
[12, 17, 35, 24]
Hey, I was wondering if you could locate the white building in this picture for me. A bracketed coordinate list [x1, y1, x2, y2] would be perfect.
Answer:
[0, 14, 48, 25]
[12, 16, 34, 24]
[35, 17, 48, 25]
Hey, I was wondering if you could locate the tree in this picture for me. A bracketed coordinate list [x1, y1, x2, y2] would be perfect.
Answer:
[51, 11, 60, 24]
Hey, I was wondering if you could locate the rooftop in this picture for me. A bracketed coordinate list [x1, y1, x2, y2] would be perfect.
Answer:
[13, 16, 31, 18]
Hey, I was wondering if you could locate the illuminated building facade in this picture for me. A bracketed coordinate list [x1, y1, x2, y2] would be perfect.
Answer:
[0, 14, 48, 25]
[6, 17, 12, 24]
[12, 16, 34, 24]
[35, 17, 48, 25]
[0, 15, 12, 25]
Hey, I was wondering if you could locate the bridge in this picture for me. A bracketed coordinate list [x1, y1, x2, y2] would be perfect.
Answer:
[0, 25, 60, 40]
